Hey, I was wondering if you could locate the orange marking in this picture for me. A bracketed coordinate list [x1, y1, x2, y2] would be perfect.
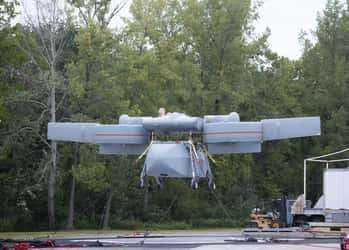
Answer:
[96, 133, 145, 137]
[203, 131, 262, 135]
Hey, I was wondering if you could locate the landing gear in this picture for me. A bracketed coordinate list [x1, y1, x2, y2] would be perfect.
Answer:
[140, 164, 146, 188]
[208, 181, 216, 191]
[191, 181, 199, 190]
[139, 142, 217, 191]
[207, 170, 216, 191]
[156, 176, 164, 190]
[140, 179, 145, 188]
[293, 215, 308, 227]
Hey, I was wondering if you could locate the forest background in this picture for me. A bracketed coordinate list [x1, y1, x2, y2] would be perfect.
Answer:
[1, 0, 349, 231]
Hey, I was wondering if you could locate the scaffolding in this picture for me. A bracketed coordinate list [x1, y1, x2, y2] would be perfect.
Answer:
[304, 148, 349, 208]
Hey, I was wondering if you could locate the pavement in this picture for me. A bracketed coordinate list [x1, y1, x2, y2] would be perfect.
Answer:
[46, 231, 343, 250]
[195, 244, 340, 250]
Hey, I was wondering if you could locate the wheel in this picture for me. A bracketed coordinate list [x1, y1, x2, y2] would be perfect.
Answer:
[157, 183, 164, 190]
[293, 215, 308, 227]
[208, 182, 216, 191]
[310, 215, 324, 222]
[191, 182, 199, 189]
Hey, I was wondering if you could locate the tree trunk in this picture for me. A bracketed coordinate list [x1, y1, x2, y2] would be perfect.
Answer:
[66, 144, 79, 230]
[65, 174, 75, 230]
[19, 0, 65, 230]
[48, 73, 56, 229]
[48, 143, 56, 229]
[143, 178, 149, 211]
[102, 190, 113, 229]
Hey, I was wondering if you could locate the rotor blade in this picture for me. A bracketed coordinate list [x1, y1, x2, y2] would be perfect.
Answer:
[48, 122, 149, 144]
[261, 117, 321, 141]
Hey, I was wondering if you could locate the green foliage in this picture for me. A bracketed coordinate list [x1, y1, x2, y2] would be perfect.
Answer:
[68, 23, 129, 121]
[0, 0, 18, 27]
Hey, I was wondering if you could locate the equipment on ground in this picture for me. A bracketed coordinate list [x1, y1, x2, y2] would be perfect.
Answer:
[290, 148, 349, 228]
[250, 210, 281, 229]
[342, 234, 349, 250]
[47, 110, 320, 189]
[250, 197, 291, 229]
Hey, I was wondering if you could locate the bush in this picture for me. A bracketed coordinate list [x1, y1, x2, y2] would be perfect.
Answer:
[148, 221, 192, 230]
[111, 218, 145, 230]
[0, 217, 16, 231]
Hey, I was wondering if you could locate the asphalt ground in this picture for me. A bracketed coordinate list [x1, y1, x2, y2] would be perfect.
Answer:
[44, 231, 343, 250]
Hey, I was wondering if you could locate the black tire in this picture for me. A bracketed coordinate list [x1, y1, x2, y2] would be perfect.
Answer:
[208, 182, 216, 191]
[293, 215, 308, 227]
[191, 181, 199, 189]
[310, 215, 325, 222]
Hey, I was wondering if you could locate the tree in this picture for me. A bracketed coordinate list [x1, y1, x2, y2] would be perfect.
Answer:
[298, 0, 349, 201]
[301, 0, 349, 150]
[123, 0, 266, 224]
[0, 0, 18, 28]
[182, 0, 255, 114]
[66, 1, 130, 227]
[67, 0, 127, 29]
[12, 0, 69, 229]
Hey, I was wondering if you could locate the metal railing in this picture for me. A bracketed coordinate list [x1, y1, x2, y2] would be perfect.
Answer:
[304, 148, 349, 208]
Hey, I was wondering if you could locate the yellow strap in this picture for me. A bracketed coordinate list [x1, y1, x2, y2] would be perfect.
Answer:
[203, 146, 218, 165]
[188, 140, 198, 159]
[136, 140, 153, 163]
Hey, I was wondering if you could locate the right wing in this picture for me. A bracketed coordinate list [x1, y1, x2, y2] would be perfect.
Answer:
[203, 117, 321, 154]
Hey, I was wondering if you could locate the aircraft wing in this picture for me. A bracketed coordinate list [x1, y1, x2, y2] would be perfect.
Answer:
[48, 115, 320, 155]
[47, 122, 149, 154]
[261, 117, 320, 141]
[203, 117, 320, 154]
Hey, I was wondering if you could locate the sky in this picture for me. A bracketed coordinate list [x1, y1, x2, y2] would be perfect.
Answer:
[254, 0, 328, 59]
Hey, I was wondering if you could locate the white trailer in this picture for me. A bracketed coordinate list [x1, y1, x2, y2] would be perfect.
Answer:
[292, 148, 349, 225]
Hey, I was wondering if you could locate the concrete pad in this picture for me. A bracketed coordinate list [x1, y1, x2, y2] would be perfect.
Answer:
[194, 243, 340, 250]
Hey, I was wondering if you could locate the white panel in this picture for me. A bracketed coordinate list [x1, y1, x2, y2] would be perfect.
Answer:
[324, 169, 349, 209]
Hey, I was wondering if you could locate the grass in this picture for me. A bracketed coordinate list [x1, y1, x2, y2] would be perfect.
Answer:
[0, 228, 240, 240]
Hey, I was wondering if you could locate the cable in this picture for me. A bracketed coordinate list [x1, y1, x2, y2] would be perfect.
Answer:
[211, 191, 236, 226]
[155, 193, 179, 227]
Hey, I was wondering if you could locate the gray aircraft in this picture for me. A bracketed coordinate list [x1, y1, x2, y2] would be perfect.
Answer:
[47, 111, 320, 190]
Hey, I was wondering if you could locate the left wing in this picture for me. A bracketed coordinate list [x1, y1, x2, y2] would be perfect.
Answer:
[47, 122, 149, 154]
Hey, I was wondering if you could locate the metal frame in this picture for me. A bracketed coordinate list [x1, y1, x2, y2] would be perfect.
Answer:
[139, 141, 215, 190]
[303, 148, 349, 208]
